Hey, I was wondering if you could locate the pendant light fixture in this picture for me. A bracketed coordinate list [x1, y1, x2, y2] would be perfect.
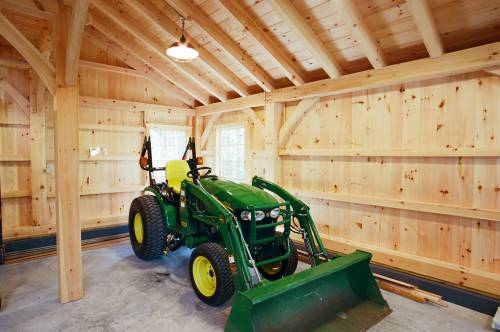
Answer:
[166, 17, 199, 63]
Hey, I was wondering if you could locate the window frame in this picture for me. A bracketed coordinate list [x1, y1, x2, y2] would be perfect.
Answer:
[215, 122, 249, 183]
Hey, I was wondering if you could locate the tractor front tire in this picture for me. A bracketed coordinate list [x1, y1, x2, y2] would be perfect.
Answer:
[189, 243, 234, 306]
[258, 240, 298, 281]
[128, 195, 167, 260]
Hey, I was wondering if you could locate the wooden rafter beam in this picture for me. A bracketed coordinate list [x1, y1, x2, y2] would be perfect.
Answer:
[196, 92, 265, 117]
[278, 97, 319, 147]
[216, 0, 305, 86]
[127, 0, 251, 97]
[335, 0, 387, 69]
[165, 0, 276, 92]
[83, 26, 194, 106]
[0, 13, 56, 95]
[406, 0, 444, 58]
[88, 12, 209, 104]
[269, 42, 500, 102]
[0, 0, 54, 20]
[78, 60, 140, 76]
[0, 76, 30, 114]
[65, 0, 90, 85]
[80, 96, 195, 116]
[91, 0, 227, 101]
[267, 0, 343, 78]
[0, 57, 30, 69]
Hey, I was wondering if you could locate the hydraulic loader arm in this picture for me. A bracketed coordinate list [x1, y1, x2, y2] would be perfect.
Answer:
[252, 176, 329, 266]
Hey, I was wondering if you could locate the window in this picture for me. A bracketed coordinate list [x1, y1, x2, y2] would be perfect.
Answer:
[216, 125, 246, 182]
[149, 126, 188, 182]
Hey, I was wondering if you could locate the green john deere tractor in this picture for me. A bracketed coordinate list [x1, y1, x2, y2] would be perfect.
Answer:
[129, 136, 390, 331]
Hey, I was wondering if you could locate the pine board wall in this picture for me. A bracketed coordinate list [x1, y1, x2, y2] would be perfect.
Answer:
[0, 40, 192, 241]
[203, 71, 499, 296]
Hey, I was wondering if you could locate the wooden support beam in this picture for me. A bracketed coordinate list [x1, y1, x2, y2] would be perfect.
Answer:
[196, 93, 265, 117]
[0, 13, 56, 95]
[484, 65, 500, 76]
[78, 60, 139, 76]
[278, 97, 319, 147]
[65, 0, 90, 85]
[335, 0, 387, 69]
[29, 71, 48, 228]
[0, 57, 30, 69]
[79, 96, 194, 116]
[279, 148, 500, 158]
[264, 97, 282, 183]
[267, 0, 343, 78]
[0, 77, 30, 115]
[243, 108, 265, 134]
[165, 0, 276, 92]
[83, 26, 194, 106]
[89, 13, 210, 105]
[127, 0, 251, 97]
[200, 113, 222, 149]
[291, 189, 500, 222]
[0, 0, 54, 20]
[54, 6, 83, 303]
[406, 0, 444, 58]
[269, 42, 500, 102]
[216, 0, 306, 86]
[91, 0, 227, 101]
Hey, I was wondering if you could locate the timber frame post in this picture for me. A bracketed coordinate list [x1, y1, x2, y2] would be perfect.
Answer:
[264, 94, 282, 184]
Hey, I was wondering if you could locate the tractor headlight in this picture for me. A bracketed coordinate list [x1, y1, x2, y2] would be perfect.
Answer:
[269, 208, 280, 218]
[240, 210, 265, 221]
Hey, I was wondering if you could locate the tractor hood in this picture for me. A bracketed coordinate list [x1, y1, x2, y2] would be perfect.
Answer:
[200, 178, 278, 211]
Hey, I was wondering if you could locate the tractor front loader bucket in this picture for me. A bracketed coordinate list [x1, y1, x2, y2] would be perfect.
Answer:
[226, 250, 390, 332]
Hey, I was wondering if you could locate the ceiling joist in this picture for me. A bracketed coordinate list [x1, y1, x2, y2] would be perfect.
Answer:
[88, 12, 209, 105]
[407, 0, 444, 58]
[65, 0, 90, 85]
[83, 26, 195, 106]
[127, 0, 251, 97]
[165, 0, 276, 92]
[267, 0, 343, 79]
[335, 0, 387, 69]
[216, 0, 306, 86]
[0, 0, 54, 20]
[91, 0, 227, 102]
[0, 13, 56, 95]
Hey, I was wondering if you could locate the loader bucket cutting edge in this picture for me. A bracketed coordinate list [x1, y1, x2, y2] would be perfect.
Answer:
[225, 250, 391, 332]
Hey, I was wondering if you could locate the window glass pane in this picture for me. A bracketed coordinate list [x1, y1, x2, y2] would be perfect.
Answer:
[150, 127, 187, 182]
[217, 126, 245, 182]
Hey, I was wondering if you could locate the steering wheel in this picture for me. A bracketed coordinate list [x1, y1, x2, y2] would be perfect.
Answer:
[187, 166, 215, 180]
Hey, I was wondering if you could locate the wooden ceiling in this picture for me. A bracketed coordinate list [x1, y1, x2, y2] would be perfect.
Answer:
[0, 0, 499, 107]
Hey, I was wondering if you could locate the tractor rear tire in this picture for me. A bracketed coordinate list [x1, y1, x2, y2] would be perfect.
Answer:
[128, 195, 167, 260]
[189, 243, 234, 306]
[258, 240, 298, 281]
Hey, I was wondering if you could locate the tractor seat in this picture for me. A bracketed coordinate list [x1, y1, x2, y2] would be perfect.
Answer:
[166, 160, 191, 193]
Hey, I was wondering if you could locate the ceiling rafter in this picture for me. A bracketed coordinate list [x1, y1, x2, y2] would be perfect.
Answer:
[266, 0, 343, 78]
[127, 0, 251, 98]
[215, 0, 306, 86]
[334, 0, 387, 69]
[88, 11, 210, 105]
[91, 0, 227, 102]
[0, 0, 54, 20]
[406, 0, 444, 58]
[165, 0, 276, 92]
[0, 13, 56, 95]
[83, 25, 195, 106]
[65, 0, 90, 85]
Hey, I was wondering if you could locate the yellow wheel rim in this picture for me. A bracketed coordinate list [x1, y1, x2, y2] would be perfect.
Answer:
[192, 256, 217, 297]
[134, 213, 144, 244]
[261, 261, 283, 275]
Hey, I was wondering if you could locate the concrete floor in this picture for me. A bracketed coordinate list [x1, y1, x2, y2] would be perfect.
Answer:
[0, 244, 494, 332]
